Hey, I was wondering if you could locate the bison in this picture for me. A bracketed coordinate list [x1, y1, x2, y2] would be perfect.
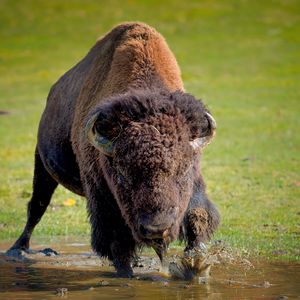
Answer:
[8, 22, 220, 277]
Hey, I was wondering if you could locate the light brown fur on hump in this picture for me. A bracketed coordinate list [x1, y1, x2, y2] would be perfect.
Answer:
[103, 23, 184, 96]
[71, 22, 184, 159]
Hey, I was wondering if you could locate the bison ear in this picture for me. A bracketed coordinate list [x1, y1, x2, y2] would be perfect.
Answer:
[190, 112, 216, 150]
[85, 111, 119, 156]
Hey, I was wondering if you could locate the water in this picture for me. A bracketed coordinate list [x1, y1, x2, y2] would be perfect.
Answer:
[0, 238, 299, 299]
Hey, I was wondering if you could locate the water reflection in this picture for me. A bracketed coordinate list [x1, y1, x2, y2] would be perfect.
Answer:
[0, 241, 299, 300]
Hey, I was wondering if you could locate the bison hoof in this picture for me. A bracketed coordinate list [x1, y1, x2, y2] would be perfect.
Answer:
[6, 247, 59, 258]
[115, 268, 133, 278]
[6, 248, 24, 258]
[38, 248, 59, 256]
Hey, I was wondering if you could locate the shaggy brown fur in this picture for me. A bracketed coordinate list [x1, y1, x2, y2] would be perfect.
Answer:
[8, 22, 220, 277]
[185, 208, 208, 244]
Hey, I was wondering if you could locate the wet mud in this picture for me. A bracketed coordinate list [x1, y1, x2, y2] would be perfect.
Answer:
[0, 238, 299, 300]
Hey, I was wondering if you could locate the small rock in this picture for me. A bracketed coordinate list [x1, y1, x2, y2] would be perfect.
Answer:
[183, 284, 191, 289]
[88, 287, 95, 291]
[262, 281, 271, 288]
[277, 296, 288, 300]
[56, 288, 68, 296]
[122, 283, 133, 287]
[98, 280, 109, 286]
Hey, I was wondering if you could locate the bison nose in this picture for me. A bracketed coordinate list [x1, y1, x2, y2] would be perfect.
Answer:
[138, 207, 178, 239]
[139, 223, 169, 239]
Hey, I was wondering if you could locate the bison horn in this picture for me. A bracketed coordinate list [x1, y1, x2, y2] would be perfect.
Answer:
[190, 112, 216, 149]
[85, 113, 115, 156]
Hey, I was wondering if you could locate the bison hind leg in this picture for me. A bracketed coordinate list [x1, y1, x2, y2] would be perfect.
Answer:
[7, 149, 58, 256]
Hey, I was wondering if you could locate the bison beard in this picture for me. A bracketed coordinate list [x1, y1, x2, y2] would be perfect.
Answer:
[7, 22, 220, 277]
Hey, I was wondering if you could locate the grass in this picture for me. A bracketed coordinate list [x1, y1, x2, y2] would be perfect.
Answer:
[0, 0, 299, 261]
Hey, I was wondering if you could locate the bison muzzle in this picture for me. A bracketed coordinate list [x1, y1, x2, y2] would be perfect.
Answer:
[8, 22, 220, 277]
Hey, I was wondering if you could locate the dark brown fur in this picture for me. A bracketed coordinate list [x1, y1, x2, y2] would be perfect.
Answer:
[8, 22, 220, 277]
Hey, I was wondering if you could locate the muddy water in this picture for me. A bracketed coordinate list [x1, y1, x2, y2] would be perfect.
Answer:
[0, 238, 299, 300]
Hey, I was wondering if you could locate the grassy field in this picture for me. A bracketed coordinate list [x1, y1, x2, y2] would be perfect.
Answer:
[0, 0, 299, 260]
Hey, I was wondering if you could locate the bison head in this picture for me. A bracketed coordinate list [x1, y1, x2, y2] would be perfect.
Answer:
[85, 89, 216, 256]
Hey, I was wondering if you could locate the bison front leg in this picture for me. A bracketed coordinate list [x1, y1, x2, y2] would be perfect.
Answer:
[89, 201, 136, 277]
[183, 179, 220, 252]
[86, 180, 136, 277]
[110, 238, 135, 278]
[185, 207, 209, 251]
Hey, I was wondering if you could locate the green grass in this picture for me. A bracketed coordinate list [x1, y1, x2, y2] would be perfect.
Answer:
[0, 0, 299, 260]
